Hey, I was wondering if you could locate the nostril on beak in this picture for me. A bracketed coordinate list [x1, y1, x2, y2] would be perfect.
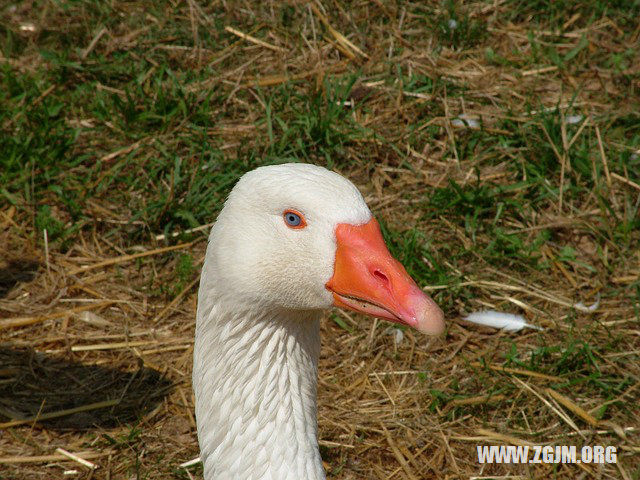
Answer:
[373, 269, 389, 285]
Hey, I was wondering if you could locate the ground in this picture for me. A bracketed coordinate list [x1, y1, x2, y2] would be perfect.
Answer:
[1, 1, 639, 479]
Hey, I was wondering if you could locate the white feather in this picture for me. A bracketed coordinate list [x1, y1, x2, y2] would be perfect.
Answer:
[387, 327, 404, 345]
[565, 114, 583, 125]
[451, 114, 480, 129]
[574, 293, 600, 312]
[464, 310, 543, 332]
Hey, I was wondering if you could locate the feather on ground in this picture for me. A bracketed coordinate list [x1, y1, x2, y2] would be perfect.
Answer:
[464, 310, 543, 332]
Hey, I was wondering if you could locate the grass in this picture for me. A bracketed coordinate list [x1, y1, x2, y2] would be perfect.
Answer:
[1, 0, 639, 479]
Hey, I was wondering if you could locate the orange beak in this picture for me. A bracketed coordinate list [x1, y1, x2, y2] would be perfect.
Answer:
[325, 219, 445, 335]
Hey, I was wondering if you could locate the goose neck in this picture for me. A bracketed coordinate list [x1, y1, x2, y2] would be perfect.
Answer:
[193, 304, 325, 480]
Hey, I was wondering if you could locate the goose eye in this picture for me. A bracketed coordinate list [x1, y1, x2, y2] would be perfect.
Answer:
[283, 210, 306, 229]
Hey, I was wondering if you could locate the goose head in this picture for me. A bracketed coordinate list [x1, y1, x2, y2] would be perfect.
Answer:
[195, 163, 445, 479]
[205, 162, 445, 334]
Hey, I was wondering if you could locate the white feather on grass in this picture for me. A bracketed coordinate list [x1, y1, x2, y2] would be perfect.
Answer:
[464, 310, 543, 332]
[574, 293, 600, 312]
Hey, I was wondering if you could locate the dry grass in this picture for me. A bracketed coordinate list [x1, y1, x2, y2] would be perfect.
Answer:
[1, 0, 640, 479]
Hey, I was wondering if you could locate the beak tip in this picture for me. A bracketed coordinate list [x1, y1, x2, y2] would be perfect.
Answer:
[414, 296, 446, 336]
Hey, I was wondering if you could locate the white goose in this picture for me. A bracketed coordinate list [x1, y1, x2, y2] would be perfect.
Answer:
[193, 163, 445, 480]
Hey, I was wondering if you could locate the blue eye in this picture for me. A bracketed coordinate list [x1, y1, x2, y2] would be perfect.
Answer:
[285, 212, 300, 225]
[283, 210, 306, 229]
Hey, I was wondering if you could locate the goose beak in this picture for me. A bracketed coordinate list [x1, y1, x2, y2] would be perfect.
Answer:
[325, 218, 445, 335]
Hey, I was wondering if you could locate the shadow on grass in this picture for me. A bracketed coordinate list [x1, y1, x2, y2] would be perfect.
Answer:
[0, 259, 39, 299]
[0, 346, 173, 430]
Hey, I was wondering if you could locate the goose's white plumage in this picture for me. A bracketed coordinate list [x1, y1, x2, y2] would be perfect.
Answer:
[194, 163, 444, 480]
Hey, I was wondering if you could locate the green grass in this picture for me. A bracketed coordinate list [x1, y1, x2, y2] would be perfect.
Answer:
[1, 63, 367, 245]
[3, 16, 635, 254]
[1, 0, 637, 321]
[258, 76, 365, 164]
[503, 0, 640, 28]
